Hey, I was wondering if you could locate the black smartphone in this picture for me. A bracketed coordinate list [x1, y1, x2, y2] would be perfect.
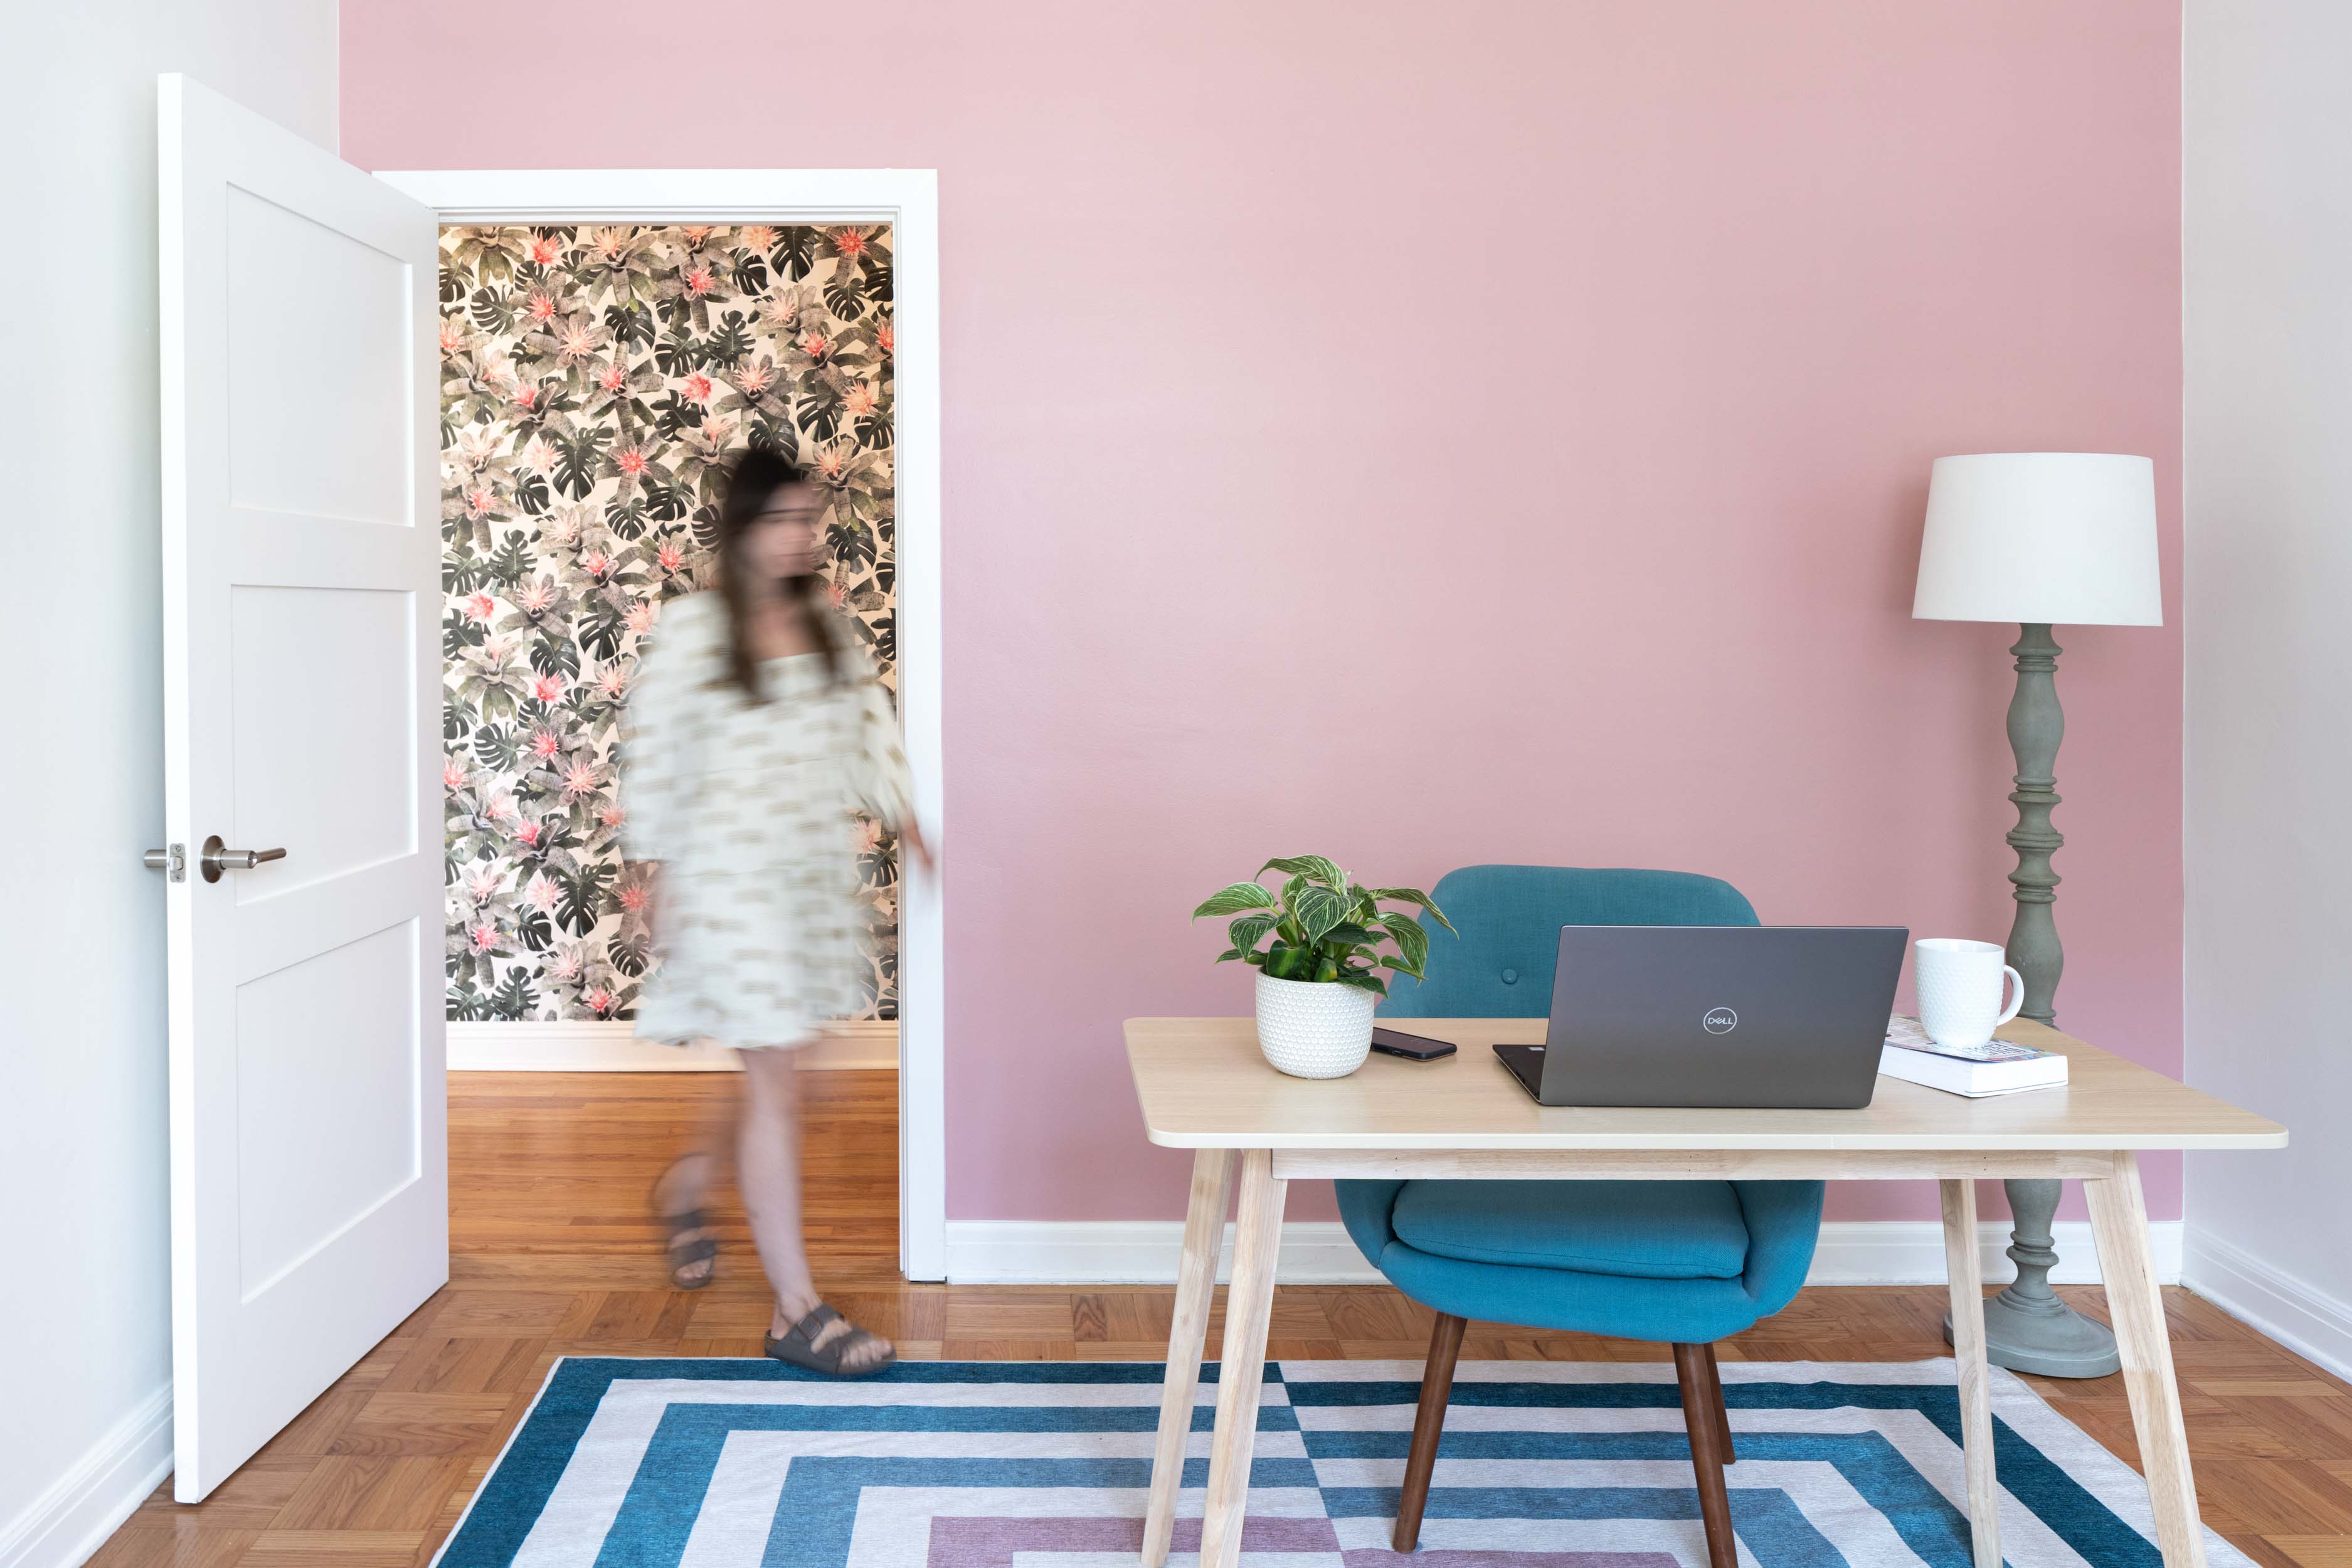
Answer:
[1370, 1027, 1458, 1061]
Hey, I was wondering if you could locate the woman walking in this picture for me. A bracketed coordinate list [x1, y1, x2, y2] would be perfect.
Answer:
[625, 448, 930, 1377]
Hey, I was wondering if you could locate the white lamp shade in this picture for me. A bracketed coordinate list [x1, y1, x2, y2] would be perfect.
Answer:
[1912, 453, 2163, 626]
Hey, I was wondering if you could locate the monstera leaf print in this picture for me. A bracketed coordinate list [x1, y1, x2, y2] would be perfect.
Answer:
[439, 223, 899, 1024]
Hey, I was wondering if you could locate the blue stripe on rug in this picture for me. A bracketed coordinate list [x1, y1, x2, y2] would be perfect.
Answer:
[435, 1360, 2183, 1568]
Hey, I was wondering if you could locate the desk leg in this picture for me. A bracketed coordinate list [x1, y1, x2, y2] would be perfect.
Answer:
[1142, 1148, 1235, 1568]
[2087, 1152, 2209, 1568]
[1197, 1148, 1286, 1568]
[1940, 1179, 2002, 1568]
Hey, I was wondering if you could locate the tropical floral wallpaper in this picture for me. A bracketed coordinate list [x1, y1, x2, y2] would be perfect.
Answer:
[438, 223, 898, 1024]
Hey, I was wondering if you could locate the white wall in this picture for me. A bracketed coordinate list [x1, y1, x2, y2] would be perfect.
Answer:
[2181, 0, 2352, 1380]
[0, 7, 338, 1565]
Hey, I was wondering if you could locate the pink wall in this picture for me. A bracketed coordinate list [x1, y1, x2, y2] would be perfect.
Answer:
[343, 0, 2185, 1224]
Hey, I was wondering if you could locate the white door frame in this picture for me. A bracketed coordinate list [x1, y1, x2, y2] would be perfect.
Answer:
[374, 169, 946, 1281]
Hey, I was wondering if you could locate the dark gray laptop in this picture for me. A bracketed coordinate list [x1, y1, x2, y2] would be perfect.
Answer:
[1494, 925, 1907, 1109]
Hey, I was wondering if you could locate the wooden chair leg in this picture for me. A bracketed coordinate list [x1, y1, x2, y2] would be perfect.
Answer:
[1393, 1311, 1468, 1552]
[1702, 1342, 1734, 1462]
[1673, 1343, 1737, 1568]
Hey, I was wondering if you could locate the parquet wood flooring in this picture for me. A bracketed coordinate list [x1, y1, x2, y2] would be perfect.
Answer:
[93, 1070, 2352, 1568]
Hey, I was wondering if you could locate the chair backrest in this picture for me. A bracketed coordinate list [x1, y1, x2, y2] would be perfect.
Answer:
[1382, 865, 1759, 1019]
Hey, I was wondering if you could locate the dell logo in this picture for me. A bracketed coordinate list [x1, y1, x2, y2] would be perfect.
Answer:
[1703, 1007, 1738, 1034]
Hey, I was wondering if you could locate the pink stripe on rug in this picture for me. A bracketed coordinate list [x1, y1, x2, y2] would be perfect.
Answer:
[924, 1516, 1338, 1563]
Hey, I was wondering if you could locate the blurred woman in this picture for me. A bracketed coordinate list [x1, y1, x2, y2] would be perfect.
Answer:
[625, 447, 930, 1377]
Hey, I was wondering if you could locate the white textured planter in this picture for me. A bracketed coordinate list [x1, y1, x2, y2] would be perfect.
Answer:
[1253, 972, 1378, 1079]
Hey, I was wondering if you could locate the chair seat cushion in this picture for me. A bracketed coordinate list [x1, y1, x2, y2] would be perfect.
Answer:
[1388, 1179, 1749, 1280]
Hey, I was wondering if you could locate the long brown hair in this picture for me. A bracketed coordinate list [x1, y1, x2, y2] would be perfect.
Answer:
[711, 447, 841, 701]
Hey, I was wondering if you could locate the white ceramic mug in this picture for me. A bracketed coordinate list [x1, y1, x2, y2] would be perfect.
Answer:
[1914, 938, 2025, 1050]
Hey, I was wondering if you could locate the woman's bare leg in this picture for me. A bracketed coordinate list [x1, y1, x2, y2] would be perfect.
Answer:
[737, 1046, 892, 1369]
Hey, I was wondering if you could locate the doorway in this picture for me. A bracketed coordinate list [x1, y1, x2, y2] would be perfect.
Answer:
[384, 170, 946, 1282]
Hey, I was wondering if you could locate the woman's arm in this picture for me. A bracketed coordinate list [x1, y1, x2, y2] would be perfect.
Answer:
[620, 596, 709, 871]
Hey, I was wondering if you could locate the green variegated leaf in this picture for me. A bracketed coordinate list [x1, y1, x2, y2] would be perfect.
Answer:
[1259, 855, 1347, 891]
[1227, 914, 1278, 955]
[1378, 913, 1430, 975]
[1367, 887, 1456, 933]
[1291, 884, 1350, 946]
[1192, 882, 1277, 918]
[1333, 970, 1388, 995]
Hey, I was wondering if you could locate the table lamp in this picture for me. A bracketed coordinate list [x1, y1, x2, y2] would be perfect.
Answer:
[1913, 451, 2162, 1379]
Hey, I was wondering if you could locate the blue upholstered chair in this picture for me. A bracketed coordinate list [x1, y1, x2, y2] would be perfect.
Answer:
[1338, 866, 1825, 1565]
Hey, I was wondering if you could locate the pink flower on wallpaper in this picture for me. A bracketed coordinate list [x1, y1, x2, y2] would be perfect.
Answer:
[584, 986, 614, 1015]
[843, 383, 879, 418]
[874, 320, 894, 356]
[834, 228, 868, 258]
[443, 759, 469, 793]
[511, 384, 539, 410]
[549, 948, 583, 982]
[592, 227, 628, 261]
[484, 633, 522, 664]
[736, 362, 776, 395]
[529, 727, 563, 760]
[485, 793, 519, 823]
[625, 598, 659, 633]
[799, 331, 829, 360]
[559, 760, 600, 801]
[598, 361, 629, 393]
[518, 437, 557, 474]
[854, 818, 884, 854]
[462, 866, 501, 904]
[815, 446, 849, 481]
[524, 872, 561, 912]
[581, 549, 613, 579]
[462, 591, 497, 623]
[529, 673, 565, 705]
[694, 416, 735, 451]
[596, 664, 627, 699]
[526, 289, 559, 324]
[438, 317, 467, 356]
[598, 803, 625, 829]
[464, 485, 497, 519]
[683, 263, 716, 296]
[828, 578, 848, 608]
[558, 326, 596, 363]
[527, 234, 563, 266]
[469, 922, 500, 954]
[514, 818, 542, 847]
[656, 543, 685, 575]
[619, 881, 650, 913]
[682, 371, 714, 404]
[615, 447, 648, 477]
[740, 225, 777, 252]
[682, 225, 714, 246]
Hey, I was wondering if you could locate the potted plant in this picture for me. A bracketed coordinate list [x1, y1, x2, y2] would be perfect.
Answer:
[1193, 856, 1453, 1078]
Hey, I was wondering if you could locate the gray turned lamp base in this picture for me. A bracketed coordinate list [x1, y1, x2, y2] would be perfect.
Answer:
[1941, 1177, 2122, 1378]
[1929, 625, 2123, 1380]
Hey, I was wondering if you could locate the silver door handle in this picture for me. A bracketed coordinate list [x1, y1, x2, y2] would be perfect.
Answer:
[199, 835, 287, 882]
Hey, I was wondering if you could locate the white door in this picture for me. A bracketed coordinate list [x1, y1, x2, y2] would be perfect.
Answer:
[156, 73, 444, 1502]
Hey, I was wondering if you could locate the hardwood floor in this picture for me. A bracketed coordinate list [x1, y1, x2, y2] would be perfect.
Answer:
[97, 1070, 2352, 1568]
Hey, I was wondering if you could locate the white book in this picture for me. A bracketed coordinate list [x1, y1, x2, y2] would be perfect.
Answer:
[1877, 1014, 2069, 1098]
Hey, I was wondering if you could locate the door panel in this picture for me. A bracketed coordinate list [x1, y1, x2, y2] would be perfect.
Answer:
[158, 73, 443, 1502]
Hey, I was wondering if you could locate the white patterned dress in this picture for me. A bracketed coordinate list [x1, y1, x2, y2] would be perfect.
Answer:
[622, 592, 913, 1051]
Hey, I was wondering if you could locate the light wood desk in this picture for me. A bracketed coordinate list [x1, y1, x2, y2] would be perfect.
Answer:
[1126, 1017, 2286, 1568]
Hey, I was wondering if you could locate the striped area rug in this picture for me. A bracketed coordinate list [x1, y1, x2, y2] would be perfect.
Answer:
[435, 1358, 2250, 1567]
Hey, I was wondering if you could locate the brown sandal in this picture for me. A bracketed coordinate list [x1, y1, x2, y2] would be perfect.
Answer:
[650, 1158, 717, 1291]
[763, 1303, 896, 1378]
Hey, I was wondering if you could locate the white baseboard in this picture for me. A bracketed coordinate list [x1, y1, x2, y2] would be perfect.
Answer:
[447, 1019, 898, 1072]
[943, 1217, 2183, 1288]
[2181, 1227, 2352, 1382]
[0, 1384, 171, 1568]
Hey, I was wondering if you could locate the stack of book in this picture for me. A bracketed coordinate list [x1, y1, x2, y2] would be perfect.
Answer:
[1877, 1014, 2068, 1098]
